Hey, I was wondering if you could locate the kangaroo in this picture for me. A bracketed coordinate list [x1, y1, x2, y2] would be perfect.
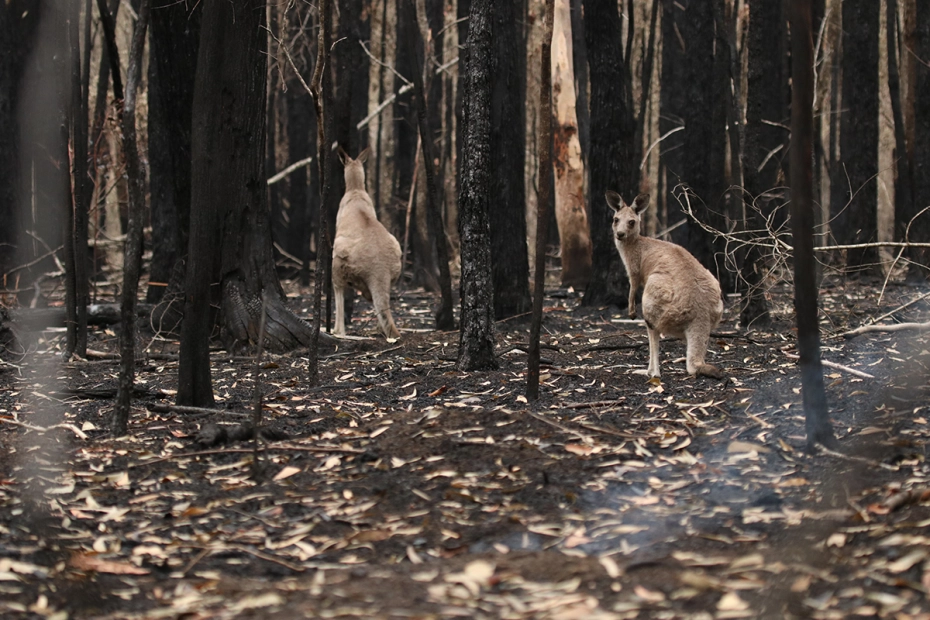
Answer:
[606, 191, 724, 379]
[332, 147, 402, 339]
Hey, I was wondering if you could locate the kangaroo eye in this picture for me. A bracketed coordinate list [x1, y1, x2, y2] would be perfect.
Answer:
[627, 221, 635, 229]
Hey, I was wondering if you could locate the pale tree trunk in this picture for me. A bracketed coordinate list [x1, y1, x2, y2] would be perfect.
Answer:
[525, 0, 545, 275]
[104, 114, 124, 273]
[550, 0, 591, 290]
[374, 0, 398, 235]
[441, 0, 460, 260]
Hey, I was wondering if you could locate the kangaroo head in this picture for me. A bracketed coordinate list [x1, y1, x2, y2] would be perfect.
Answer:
[339, 146, 371, 192]
[606, 191, 650, 242]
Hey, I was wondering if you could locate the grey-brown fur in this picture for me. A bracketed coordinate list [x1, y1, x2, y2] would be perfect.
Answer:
[606, 191, 723, 379]
[332, 147, 402, 339]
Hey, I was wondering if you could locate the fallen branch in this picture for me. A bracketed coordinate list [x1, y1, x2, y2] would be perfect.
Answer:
[883, 487, 930, 512]
[267, 155, 314, 185]
[126, 444, 366, 469]
[815, 443, 899, 471]
[784, 352, 875, 379]
[0, 417, 88, 440]
[841, 321, 930, 339]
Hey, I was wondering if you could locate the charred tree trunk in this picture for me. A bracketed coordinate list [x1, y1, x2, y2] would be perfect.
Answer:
[307, 0, 334, 384]
[458, 0, 498, 371]
[489, 0, 531, 318]
[581, 0, 636, 309]
[147, 0, 201, 306]
[551, 0, 592, 291]
[67, 0, 90, 358]
[911, 1, 930, 253]
[675, 0, 730, 292]
[0, 3, 41, 275]
[741, 0, 787, 328]
[528, 0, 555, 401]
[831, 0, 880, 269]
[789, 0, 834, 450]
[112, 0, 150, 436]
[403, 0, 454, 330]
[887, 0, 916, 257]
[179, 0, 318, 407]
[659, 0, 688, 245]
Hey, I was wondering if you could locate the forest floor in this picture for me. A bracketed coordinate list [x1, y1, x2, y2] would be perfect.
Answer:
[1, 274, 930, 619]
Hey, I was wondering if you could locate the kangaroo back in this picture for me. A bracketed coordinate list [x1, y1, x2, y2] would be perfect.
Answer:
[332, 147, 402, 339]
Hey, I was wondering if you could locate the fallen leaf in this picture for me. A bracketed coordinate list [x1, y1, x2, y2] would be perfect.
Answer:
[273, 466, 301, 481]
[69, 553, 149, 575]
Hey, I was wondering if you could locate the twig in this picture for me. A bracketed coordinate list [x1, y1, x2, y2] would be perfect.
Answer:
[815, 443, 899, 471]
[883, 488, 930, 512]
[126, 445, 366, 469]
[840, 321, 930, 339]
[0, 417, 89, 440]
[267, 155, 314, 185]
[229, 544, 305, 573]
[868, 291, 930, 326]
[562, 399, 627, 410]
[783, 352, 875, 379]
[523, 410, 589, 441]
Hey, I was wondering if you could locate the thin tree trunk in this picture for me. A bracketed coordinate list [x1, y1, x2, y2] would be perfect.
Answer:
[551, 0, 592, 290]
[789, 0, 834, 450]
[528, 0, 554, 401]
[307, 0, 333, 385]
[112, 0, 150, 436]
[458, 0, 497, 371]
[887, 0, 916, 252]
[403, 0, 454, 330]
[68, 0, 90, 358]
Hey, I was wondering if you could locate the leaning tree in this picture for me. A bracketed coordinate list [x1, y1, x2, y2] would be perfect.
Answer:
[178, 0, 316, 407]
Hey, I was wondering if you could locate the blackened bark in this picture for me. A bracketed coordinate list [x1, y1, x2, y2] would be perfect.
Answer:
[308, 0, 334, 384]
[831, 0, 879, 268]
[147, 0, 201, 304]
[180, 0, 317, 406]
[528, 0, 555, 401]
[0, 3, 40, 274]
[458, 0, 498, 371]
[112, 0, 150, 436]
[581, 0, 636, 309]
[489, 0, 530, 319]
[659, 0, 687, 246]
[284, 81, 313, 284]
[96, 0, 123, 100]
[789, 0, 834, 450]
[403, 0, 454, 330]
[911, 1, 930, 251]
[67, 0, 90, 358]
[887, 0, 916, 255]
[741, 0, 787, 327]
[676, 0, 730, 291]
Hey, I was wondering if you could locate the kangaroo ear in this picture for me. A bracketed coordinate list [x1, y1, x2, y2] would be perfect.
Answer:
[338, 145, 350, 166]
[357, 146, 371, 164]
[632, 193, 650, 215]
[605, 190, 624, 213]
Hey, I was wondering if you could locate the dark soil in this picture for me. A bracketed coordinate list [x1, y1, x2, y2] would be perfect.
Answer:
[1, 277, 929, 619]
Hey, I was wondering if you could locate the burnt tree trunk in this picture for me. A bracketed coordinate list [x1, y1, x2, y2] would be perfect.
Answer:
[403, 0, 455, 330]
[676, 0, 730, 292]
[489, 0, 531, 318]
[659, 0, 687, 245]
[831, 0, 879, 269]
[741, 0, 787, 327]
[458, 0, 498, 371]
[0, 3, 41, 275]
[112, 0, 150, 436]
[887, 0, 916, 257]
[527, 0, 555, 401]
[911, 1, 930, 254]
[581, 0, 636, 309]
[179, 0, 317, 407]
[147, 0, 201, 305]
[789, 0, 834, 449]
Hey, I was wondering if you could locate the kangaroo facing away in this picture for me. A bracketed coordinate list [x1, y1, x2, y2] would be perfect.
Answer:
[332, 147, 402, 339]
[606, 191, 723, 379]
